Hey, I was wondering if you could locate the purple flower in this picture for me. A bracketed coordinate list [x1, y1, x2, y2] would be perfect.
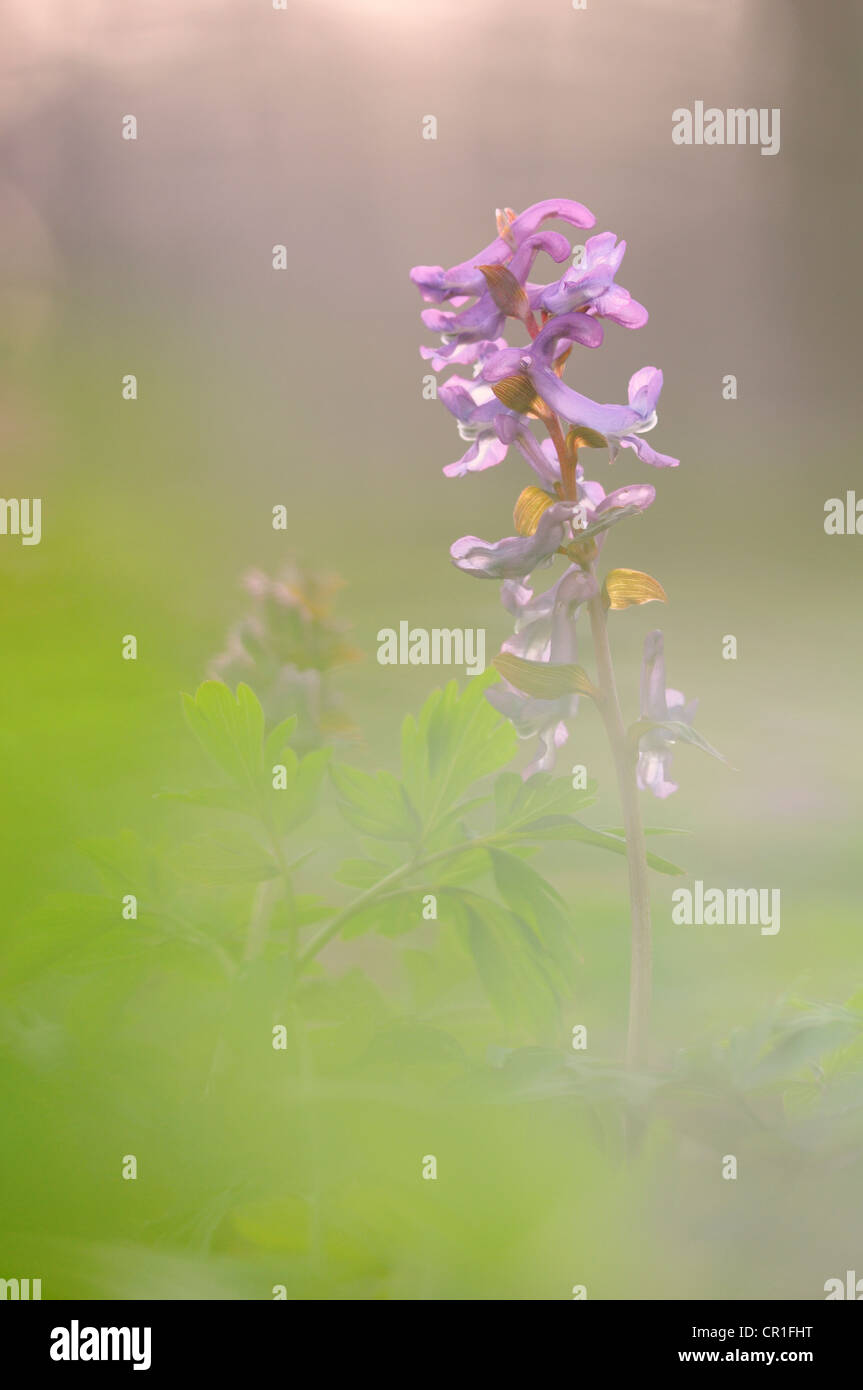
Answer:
[438, 374, 577, 483]
[482, 309, 605, 380]
[486, 567, 598, 776]
[636, 630, 698, 799]
[535, 232, 648, 329]
[410, 198, 595, 304]
[500, 564, 598, 654]
[420, 230, 571, 348]
[495, 415, 561, 486]
[437, 376, 517, 476]
[482, 321, 678, 468]
[612, 367, 679, 469]
[506, 443, 657, 541]
[482, 314, 633, 439]
[420, 336, 508, 374]
[450, 500, 584, 579]
[572, 467, 657, 546]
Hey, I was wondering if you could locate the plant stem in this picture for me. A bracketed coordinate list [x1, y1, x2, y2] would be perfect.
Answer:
[244, 879, 275, 962]
[587, 591, 653, 1069]
[547, 422, 652, 1064]
[296, 834, 507, 970]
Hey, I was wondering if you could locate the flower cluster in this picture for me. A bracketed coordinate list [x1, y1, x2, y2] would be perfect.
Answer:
[209, 564, 361, 750]
[411, 198, 692, 785]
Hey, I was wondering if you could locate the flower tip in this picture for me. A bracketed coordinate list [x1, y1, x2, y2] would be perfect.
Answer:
[495, 206, 518, 245]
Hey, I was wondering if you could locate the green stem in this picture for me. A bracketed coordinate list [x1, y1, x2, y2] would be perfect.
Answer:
[587, 591, 652, 1069]
[241, 808, 299, 967]
[244, 879, 276, 962]
[296, 835, 504, 970]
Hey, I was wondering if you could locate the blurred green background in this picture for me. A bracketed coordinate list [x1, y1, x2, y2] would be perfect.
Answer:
[1, 0, 861, 1299]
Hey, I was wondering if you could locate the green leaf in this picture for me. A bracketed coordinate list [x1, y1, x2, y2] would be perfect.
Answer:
[448, 892, 561, 1035]
[181, 680, 266, 787]
[231, 1195, 310, 1254]
[334, 858, 393, 890]
[400, 674, 517, 833]
[330, 763, 421, 842]
[0, 895, 146, 994]
[748, 1012, 863, 1088]
[156, 786, 250, 814]
[340, 889, 422, 940]
[401, 941, 475, 1013]
[173, 832, 279, 885]
[236, 682, 266, 762]
[330, 679, 516, 853]
[264, 714, 299, 768]
[272, 894, 332, 931]
[601, 826, 693, 839]
[488, 849, 578, 981]
[271, 746, 330, 835]
[78, 829, 158, 895]
[534, 821, 686, 876]
[453, 898, 523, 1028]
[360, 1022, 467, 1072]
[428, 845, 491, 887]
[493, 651, 597, 700]
[493, 770, 597, 835]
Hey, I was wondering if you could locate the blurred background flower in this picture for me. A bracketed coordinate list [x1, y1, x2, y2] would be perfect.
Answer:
[209, 563, 362, 749]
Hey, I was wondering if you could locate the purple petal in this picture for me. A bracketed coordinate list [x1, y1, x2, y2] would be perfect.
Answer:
[595, 483, 656, 516]
[523, 721, 570, 777]
[438, 377, 480, 422]
[421, 298, 504, 342]
[618, 435, 680, 469]
[512, 428, 560, 486]
[627, 366, 664, 417]
[450, 501, 580, 579]
[636, 748, 678, 798]
[480, 346, 530, 383]
[529, 365, 641, 436]
[530, 311, 605, 366]
[443, 432, 509, 478]
[640, 629, 668, 722]
[409, 198, 595, 304]
[508, 197, 596, 239]
[592, 285, 649, 329]
[507, 230, 572, 282]
[419, 336, 508, 372]
[500, 578, 534, 617]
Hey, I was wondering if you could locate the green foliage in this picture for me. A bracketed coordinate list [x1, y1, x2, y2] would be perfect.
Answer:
[329, 764, 420, 843]
[180, 682, 330, 827]
[182, 681, 267, 788]
[7, 663, 863, 1301]
[168, 675, 689, 1031]
[173, 832, 281, 886]
[11, 677, 693, 1046]
[399, 671, 519, 826]
[322, 679, 690, 1028]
